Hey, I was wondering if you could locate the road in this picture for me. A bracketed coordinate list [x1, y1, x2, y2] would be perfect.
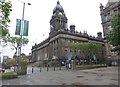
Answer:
[1, 66, 119, 86]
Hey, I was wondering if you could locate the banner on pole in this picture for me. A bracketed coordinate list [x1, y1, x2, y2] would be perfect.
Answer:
[15, 19, 21, 35]
[15, 19, 29, 36]
[23, 20, 29, 36]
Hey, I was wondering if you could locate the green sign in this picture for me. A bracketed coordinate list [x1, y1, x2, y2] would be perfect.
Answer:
[23, 20, 29, 36]
[15, 19, 29, 36]
[15, 19, 21, 35]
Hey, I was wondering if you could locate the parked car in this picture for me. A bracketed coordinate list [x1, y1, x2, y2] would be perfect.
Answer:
[0, 68, 5, 73]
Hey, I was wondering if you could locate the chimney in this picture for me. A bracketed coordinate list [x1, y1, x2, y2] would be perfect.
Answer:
[70, 25, 75, 33]
[100, 3, 104, 10]
[97, 32, 102, 39]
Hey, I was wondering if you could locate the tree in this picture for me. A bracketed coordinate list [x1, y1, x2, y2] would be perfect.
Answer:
[6, 58, 15, 67]
[66, 42, 102, 54]
[66, 42, 102, 64]
[0, 0, 12, 36]
[7, 36, 29, 55]
[0, 0, 12, 46]
[15, 56, 28, 75]
[108, 14, 120, 53]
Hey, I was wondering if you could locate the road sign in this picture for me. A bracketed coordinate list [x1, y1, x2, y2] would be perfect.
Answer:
[93, 54, 96, 60]
[67, 53, 73, 60]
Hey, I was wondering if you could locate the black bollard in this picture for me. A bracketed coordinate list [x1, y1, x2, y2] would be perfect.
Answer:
[54, 66, 55, 71]
[32, 66, 34, 73]
[40, 67, 41, 72]
[59, 66, 61, 70]
[47, 65, 49, 71]
[14, 66, 15, 72]
[59, 61, 61, 70]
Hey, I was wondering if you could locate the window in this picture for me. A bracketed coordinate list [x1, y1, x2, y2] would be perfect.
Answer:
[108, 26, 112, 34]
[104, 14, 107, 21]
[107, 13, 111, 20]
[108, 26, 112, 30]
[118, 8, 120, 14]
[114, 9, 117, 13]
[67, 40, 70, 43]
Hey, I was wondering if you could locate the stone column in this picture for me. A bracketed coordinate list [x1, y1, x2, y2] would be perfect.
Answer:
[58, 38, 62, 59]
[53, 41, 55, 58]
[49, 42, 53, 59]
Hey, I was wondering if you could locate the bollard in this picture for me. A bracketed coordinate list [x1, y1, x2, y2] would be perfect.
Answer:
[59, 62, 61, 70]
[59, 65, 61, 70]
[32, 66, 34, 73]
[54, 66, 55, 71]
[47, 65, 49, 71]
[40, 67, 41, 72]
[14, 66, 16, 72]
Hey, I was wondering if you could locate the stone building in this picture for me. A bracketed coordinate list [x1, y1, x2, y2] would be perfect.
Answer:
[100, 0, 120, 62]
[32, 1, 105, 63]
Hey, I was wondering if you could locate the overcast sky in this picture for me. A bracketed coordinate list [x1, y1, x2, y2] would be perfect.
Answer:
[1, 0, 108, 58]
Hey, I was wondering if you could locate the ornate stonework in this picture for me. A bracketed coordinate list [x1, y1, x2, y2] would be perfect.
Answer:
[31, 1, 105, 63]
[100, 1, 120, 60]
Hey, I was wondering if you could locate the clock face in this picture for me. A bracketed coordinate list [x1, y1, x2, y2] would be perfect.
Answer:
[58, 12, 62, 16]
[53, 11, 62, 16]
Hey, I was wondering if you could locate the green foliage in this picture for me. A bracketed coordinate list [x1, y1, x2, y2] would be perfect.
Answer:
[5, 36, 29, 54]
[2, 71, 15, 75]
[66, 42, 102, 52]
[6, 58, 15, 67]
[77, 64, 106, 70]
[0, 71, 18, 79]
[111, 46, 120, 52]
[2, 62, 10, 69]
[66, 42, 103, 64]
[22, 37, 29, 46]
[1, 28, 9, 36]
[15, 56, 28, 75]
[0, 0, 12, 37]
[18, 57, 28, 64]
[7, 36, 29, 46]
[108, 14, 120, 52]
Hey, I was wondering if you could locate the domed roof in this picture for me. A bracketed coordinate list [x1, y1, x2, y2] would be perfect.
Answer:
[53, 1, 64, 14]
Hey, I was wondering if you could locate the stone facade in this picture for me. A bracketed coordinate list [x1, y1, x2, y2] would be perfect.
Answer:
[100, 0, 120, 60]
[31, 1, 105, 63]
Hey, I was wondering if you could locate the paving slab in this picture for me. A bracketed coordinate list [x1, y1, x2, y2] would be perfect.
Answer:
[1, 66, 118, 86]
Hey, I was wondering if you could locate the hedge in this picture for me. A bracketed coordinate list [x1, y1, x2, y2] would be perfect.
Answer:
[76, 64, 106, 70]
[0, 71, 18, 80]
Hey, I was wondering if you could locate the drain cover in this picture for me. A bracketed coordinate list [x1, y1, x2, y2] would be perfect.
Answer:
[76, 76, 84, 78]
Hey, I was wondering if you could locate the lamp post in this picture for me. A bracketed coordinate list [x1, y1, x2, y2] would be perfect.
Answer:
[17, 0, 31, 56]
[16, 0, 31, 74]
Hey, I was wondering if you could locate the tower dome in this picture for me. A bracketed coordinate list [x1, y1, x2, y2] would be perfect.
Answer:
[53, 1, 64, 14]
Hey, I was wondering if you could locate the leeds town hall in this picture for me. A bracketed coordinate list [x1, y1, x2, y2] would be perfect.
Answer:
[31, 1, 105, 63]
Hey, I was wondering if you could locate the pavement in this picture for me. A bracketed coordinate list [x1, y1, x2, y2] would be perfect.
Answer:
[0, 66, 119, 86]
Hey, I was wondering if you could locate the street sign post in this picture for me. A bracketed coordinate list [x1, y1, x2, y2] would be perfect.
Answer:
[66, 52, 73, 69]
[67, 52, 73, 60]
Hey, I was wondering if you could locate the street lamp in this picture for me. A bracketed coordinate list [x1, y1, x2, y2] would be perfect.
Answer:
[15, 0, 31, 74]
[17, 0, 31, 56]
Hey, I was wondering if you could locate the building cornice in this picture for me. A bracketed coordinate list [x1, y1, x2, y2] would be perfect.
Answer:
[32, 30, 104, 51]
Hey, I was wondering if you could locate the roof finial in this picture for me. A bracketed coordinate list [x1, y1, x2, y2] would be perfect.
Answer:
[100, 3, 104, 9]
[57, 0, 60, 4]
